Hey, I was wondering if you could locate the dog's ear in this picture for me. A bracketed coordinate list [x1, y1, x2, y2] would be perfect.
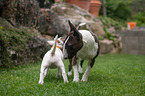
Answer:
[68, 20, 76, 32]
[47, 41, 55, 45]
[68, 20, 80, 39]
[48, 35, 58, 45]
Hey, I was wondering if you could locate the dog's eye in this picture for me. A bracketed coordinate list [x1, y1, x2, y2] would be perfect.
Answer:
[57, 40, 60, 43]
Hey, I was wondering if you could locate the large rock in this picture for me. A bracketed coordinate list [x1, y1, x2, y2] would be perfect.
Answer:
[0, 0, 40, 27]
[0, 17, 51, 67]
[38, 9, 67, 36]
[100, 34, 122, 54]
[100, 39, 114, 54]
[28, 36, 51, 59]
[51, 3, 105, 37]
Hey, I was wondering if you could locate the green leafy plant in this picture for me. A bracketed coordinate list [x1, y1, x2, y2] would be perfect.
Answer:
[114, 2, 131, 20]
[131, 12, 145, 26]
[100, 0, 132, 20]
[99, 16, 122, 30]
[103, 27, 115, 41]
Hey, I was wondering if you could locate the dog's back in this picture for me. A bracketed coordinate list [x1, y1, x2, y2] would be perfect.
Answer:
[42, 35, 63, 68]
[77, 30, 99, 60]
[42, 47, 63, 68]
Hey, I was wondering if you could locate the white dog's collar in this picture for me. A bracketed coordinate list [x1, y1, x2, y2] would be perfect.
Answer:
[51, 45, 62, 49]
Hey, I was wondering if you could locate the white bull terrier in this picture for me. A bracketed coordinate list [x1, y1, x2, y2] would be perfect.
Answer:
[38, 35, 68, 84]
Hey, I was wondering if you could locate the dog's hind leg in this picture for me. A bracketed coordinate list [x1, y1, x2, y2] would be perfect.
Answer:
[58, 61, 68, 83]
[78, 59, 84, 74]
[81, 58, 95, 82]
[56, 67, 61, 78]
[38, 66, 46, 84]
[44, 68, 48, 77]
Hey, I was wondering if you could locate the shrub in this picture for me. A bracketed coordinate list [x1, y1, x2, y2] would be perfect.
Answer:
[100, 0, 131, 20]
[99, 16, 122, 30]
[0, 28, 11, 67]
[131, 12, 145, 26]
[114, 2, 131, 20]
[103, 27, 115, 41]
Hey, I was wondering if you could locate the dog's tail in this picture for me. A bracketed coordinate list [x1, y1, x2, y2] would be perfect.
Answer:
[51, 35, 58, 56]
[77, 23, 86, 29]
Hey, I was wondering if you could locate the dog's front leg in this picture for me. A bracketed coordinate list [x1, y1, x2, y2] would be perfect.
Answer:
[72, 56, 79, 82]
[68, 59, 72, 76]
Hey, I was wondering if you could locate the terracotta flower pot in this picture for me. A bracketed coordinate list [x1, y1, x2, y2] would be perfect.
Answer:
[89, 0, 102, 17]
[66, 0, 90, 11]
[55, 0, 63, 3]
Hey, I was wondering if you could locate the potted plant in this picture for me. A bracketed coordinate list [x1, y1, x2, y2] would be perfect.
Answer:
[55, 0, 63, 3]
[89, 0, 102, 17]
[66, 0, 90, 11]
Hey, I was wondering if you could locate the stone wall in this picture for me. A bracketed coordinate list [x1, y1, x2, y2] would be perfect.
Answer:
[117, 30, 145, 55]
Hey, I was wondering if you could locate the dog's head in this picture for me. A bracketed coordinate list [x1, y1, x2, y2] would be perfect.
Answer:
[48, 36, 65, 47]
[63, 21, 83, 59]
[57, 37, 65, 45]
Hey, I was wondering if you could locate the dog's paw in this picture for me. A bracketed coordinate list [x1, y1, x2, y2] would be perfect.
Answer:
[73, 78, 80, 82]
[81, 78, 88, 82]
[38, 81, 44, 85]
[64, 80, 69, 83]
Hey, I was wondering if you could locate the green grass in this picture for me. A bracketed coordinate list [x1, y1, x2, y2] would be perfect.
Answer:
[0, 54, 145, 96]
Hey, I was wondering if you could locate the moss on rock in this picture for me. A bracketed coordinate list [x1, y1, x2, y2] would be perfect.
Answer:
[0, 17, 43, 67]
[0, 18, 33, 51]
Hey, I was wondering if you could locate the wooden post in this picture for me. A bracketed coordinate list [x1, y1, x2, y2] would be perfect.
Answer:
[102, 0, 107, 17]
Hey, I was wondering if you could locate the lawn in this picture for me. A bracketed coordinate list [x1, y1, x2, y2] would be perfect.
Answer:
[0, 54, 145, 96]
